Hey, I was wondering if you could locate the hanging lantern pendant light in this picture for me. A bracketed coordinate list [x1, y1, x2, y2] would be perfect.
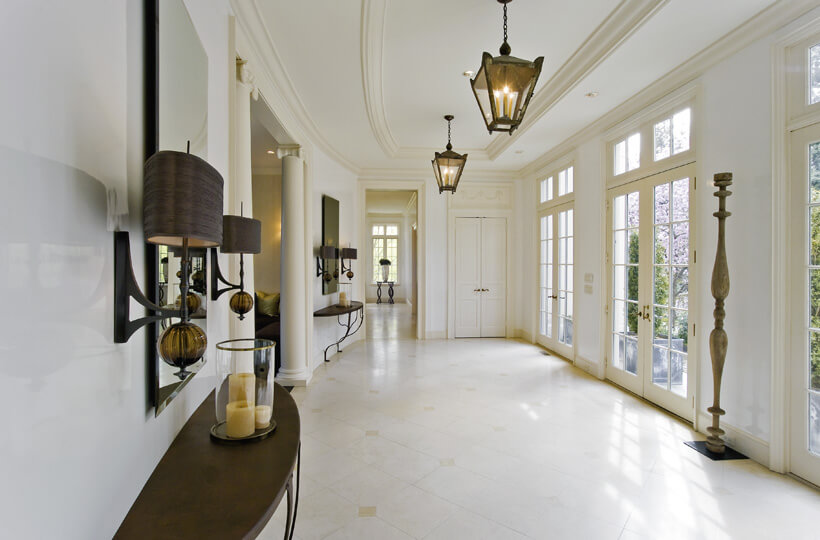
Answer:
[470, 0, 544, 135]
[432, 115, 467, 194]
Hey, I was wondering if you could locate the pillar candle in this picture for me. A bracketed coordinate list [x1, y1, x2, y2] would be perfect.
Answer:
[339, 291, 348, 307]
[226, 400, 255, 438]
[228, 373, 255, 404]
[255, 405, 272, 429]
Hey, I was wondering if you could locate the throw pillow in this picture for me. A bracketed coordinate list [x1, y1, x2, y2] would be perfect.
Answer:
[257, 291, 280, 317]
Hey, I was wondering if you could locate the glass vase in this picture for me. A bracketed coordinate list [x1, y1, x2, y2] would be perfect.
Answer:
[338, 282, 352, 307]
[213, 338, 275, 441]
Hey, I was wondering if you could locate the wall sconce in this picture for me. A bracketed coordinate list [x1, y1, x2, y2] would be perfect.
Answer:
[316, 245, 337, 282]
[340, 247, 357, 279]
[210, 214, 262, 320]
[114, 150, 223, 377]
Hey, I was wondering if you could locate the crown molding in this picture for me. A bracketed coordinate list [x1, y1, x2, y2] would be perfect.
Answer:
[518, 0, 819, 180]
[358, 167, 516, 182]
[361, 0, 399, 157]
[233, 0, 361, 174]
[487, 0, 669, 160]
[359, 0, 666, 163]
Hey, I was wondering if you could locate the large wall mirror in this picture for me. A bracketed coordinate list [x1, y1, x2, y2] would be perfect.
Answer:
[322, 195, 339, 295]
[146, 0, 209, 415]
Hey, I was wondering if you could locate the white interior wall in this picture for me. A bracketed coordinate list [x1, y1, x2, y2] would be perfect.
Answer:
[522, 23, 799, 459]
[0, 1, 233, 538]
[311, 148, 362, 369]
[251, 173, 282, 294]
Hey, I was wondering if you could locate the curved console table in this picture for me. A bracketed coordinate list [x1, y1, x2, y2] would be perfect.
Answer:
[313, 301, 364, 362]
[116, 383, 300, 539]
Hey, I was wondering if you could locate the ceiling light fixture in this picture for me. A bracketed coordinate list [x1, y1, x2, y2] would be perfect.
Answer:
[463, 70, 475, 77]
[585, 91, 599, 98]
[266, 150, 275, 154]
[432, 115, 467, 194]
[470, 0, 543, 136]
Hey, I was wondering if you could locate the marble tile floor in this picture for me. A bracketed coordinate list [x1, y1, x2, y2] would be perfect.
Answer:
[365, 302, 417, 341]
[259, 338, 820, 540]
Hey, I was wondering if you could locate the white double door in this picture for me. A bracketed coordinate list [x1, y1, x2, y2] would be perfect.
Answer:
[455, 217, 507, 338]
[605, 164, 695, 420]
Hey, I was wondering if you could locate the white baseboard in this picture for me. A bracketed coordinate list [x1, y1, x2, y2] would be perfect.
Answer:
[574, 355, 605, 379]
[426, 331, 446, 339]
[513, 328, 534, 342]
[696, 411, 770, 467]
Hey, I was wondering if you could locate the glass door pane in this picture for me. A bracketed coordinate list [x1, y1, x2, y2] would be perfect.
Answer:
[539, 215, 553, 338]
[611, 191, 640, 375]
[651, 179, 690, 397]
[558, 209, 574, 346]
[790, 123, 820, 486]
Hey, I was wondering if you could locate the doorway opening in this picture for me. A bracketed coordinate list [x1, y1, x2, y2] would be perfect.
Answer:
[363, 189, 418, 341]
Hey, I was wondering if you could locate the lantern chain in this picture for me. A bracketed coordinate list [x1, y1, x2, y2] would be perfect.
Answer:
[503, 2, 507, 44]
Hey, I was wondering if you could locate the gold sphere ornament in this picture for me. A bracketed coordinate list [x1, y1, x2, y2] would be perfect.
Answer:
[158, 321, 207, 380]
[175, 292, 201, 313]
[346, 270, 354, 279]
[229, 291, 254, 320]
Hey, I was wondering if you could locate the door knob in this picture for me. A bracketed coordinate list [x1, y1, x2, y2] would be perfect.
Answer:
[548, 294, 558, 299]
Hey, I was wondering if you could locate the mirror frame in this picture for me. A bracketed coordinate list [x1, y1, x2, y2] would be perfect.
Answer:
[144, 0, 209, 415]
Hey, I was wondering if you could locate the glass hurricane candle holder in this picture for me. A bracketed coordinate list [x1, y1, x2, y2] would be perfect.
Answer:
[338, 282, 352, 307]
[211, 338, 276, 443]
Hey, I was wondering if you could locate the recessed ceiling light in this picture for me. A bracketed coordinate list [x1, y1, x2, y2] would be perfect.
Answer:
[585, 91, 599, 98]
[266, 150, 276, 154]
[515, 150, 524, 154]
[463, 70, 475, 77]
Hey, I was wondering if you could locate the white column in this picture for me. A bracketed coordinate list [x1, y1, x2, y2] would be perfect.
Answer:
[277, 145, 308, 383]
[230, 60, 257, 339]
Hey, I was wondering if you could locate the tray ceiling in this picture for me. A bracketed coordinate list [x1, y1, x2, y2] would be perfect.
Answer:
[250, 0, 780, 174]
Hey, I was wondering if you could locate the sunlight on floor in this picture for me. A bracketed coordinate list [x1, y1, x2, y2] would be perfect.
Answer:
[259, 338, 820, 540]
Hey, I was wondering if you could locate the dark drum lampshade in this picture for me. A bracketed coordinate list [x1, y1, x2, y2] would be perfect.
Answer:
[340, 247, 357, 260]
[143, 150, 224, 247]
[320, 245, 337, 259]
[222, 215, 262, 254]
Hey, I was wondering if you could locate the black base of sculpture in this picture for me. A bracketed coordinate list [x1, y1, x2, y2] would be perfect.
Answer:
[684, 440, 747, 461]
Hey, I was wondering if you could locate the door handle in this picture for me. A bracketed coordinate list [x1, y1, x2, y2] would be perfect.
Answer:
[638, 305, 651, 321]
[548, 295, 558, 299]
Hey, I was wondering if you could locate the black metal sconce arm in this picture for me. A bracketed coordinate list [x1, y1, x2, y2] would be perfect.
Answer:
[114, 231, 183, 343]
[316, 257, 327, 278]
[210, 248, 245, 300]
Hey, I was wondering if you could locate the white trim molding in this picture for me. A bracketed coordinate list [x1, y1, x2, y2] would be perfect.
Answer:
[488, 0, 669, 160]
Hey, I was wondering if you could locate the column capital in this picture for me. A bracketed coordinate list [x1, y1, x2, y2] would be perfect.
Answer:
[236, 58, 259, 100]
[277, 145, 302, 160]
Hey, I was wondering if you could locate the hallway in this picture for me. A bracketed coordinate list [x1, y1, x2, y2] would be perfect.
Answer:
[365, 302, 417, 341]
[261, 338, 820, 540]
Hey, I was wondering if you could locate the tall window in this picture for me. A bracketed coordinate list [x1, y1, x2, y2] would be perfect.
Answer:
[372, 224, 398, 282]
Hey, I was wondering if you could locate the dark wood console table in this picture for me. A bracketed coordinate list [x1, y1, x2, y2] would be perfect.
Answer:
[115, 383, 301, 540]
[313, 301, 364, 361]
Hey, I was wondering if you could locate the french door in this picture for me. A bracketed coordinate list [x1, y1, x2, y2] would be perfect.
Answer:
[789, 123, 820, 486]
[537, 203, 574, 358]
[606, 164, 695, 420]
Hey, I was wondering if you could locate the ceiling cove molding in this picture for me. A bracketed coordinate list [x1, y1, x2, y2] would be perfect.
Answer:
[487, 0, 669, 160]
[360, 0, 492, 162]
[518, 0, 819, 180]
[361, 0, 399, 157]
[233, 0, 361, 174]
[358, 167, 516, 182]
